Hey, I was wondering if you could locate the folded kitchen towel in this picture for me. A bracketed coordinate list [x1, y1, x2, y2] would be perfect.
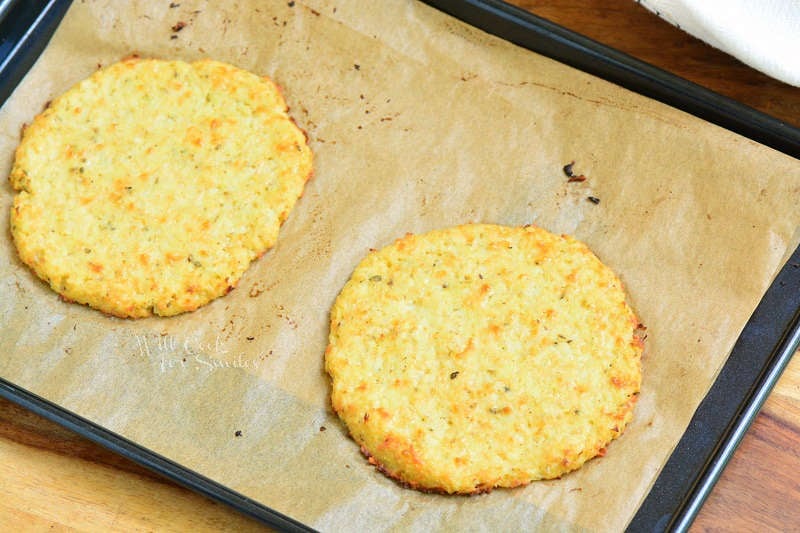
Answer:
[638, 0, 800, 87]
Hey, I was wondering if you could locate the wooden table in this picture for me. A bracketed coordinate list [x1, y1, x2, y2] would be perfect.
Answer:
[1, 1, 798, 530]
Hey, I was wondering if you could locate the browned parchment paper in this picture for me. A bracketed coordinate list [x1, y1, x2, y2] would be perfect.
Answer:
[1, 1, 799, 530]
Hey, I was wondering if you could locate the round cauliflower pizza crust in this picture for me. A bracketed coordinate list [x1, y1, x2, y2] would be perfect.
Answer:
[325, 224, 643, 494]
[9, 57, 313, 318]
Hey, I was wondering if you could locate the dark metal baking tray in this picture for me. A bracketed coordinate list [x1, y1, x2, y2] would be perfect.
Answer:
[1, 1, 798, 531]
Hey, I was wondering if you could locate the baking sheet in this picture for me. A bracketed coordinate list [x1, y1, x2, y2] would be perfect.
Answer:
[428, 0, 800, 159]
[1, 1, 799, 531]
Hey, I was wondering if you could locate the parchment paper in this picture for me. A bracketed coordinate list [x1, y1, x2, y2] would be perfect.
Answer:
[1, 1, 799, 530]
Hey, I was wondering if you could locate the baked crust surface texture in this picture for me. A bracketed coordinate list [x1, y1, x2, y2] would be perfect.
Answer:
[9, 57, 313, 317]
[325, 223, 642, 494]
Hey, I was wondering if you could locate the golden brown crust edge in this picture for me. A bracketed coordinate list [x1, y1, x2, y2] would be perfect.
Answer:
[325, 223, 643, 494]
[9, 57, 313, 318]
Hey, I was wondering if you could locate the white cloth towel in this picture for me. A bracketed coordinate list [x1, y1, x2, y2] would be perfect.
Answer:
[638, 0, 800, 87]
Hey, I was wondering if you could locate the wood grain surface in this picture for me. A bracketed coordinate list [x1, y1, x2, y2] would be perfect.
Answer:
[1, 1, 798, 531]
